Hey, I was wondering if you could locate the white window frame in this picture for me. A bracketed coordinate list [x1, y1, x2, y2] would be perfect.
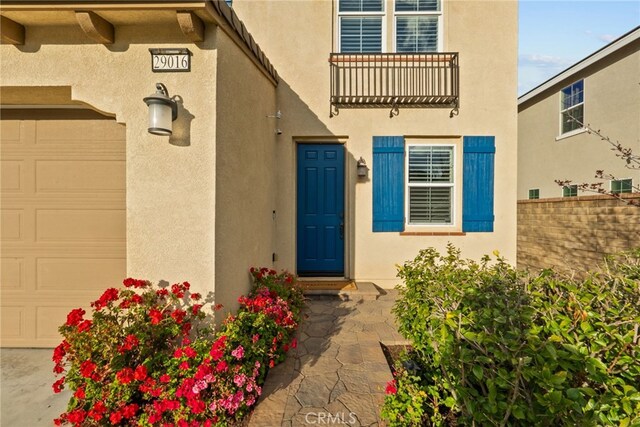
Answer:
[393, 0, 443, 52]
[610, 178, 633, 194]
[559, 79, 585, 136]
[337, 0, 387, 53]
[404, 143, 456, 227]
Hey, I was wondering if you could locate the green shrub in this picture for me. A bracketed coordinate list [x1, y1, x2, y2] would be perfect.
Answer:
[382, 245, 640, 426]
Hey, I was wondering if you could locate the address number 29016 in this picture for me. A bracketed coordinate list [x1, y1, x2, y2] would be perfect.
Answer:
[152, 54, 190, 72]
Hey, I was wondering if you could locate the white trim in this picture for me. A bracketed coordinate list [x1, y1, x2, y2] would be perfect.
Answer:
[336, 0, 386, 53]
[555, 127, 587, 141]
[392, 0, 443, 52]
[519, 26, 639, 105]
[558, 79, 585, 137]
[404, 143, 456, 227]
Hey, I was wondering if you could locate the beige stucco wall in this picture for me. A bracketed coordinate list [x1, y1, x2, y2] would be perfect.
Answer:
[518, 42, 640, 200]
[0, 23, 220, 298]
[232, 0, 519, 287]
[213, 30, 278, 316]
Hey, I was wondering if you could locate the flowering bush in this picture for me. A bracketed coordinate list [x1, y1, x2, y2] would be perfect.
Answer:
[53, 268, 304, 426]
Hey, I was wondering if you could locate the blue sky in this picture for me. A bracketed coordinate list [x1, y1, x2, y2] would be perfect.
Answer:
[519, 0, 640, 96]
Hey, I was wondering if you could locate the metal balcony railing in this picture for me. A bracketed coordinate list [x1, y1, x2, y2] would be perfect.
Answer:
[329, 52, 459, 117]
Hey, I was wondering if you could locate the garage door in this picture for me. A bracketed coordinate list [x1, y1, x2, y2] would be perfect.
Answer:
[1, 111, 126, 347]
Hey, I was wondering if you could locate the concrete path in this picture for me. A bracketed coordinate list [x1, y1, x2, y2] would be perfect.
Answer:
[249, 290, 405, 427]
[1, 348, 70, 426]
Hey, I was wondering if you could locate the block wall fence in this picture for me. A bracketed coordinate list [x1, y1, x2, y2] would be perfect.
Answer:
[517, 194, 640, 273]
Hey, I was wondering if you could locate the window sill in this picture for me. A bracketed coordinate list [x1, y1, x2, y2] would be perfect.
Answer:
[400, 231, 466, 236]
[556, 128, 587, 141]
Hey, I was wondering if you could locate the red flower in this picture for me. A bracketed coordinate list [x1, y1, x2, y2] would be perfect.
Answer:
[77, 320, 92, 332]
[52, 341, 67, 363]
[184, 346, 197, 358]
[118, 334, 139, 354]
[156, 288, 169, 297]
[74, 387, 85, 399]
[130, 294, 143, 304]
[269, 359, 275, 368]
[109, 410, 123, 425]
[66, 308, 85, 327]
[171, 309, 186, 324]
[88, 401, 106, 421]
[160, 374, 171, 383]
[174, 348, 183, 358]
[181, 322, 192, 336]
[191, 304, 203, 315]
[52, 377, 65, 393]
[122, 403, 139, 418]
[80, 360, 96, 379]
[67, 409, 86, 424]
[148, 308, 163, 325]
[123, 278, 147, 288]
[171, 283, 185, 298]
[179, 361, 190, 370]
[190, 292, 201, 300]
[116, 368, 135, 384]
[134, 365, 148, 381]
[385, 379, 397, 395]
[91, 288, 119, 310]
[215, 360, 228, 373]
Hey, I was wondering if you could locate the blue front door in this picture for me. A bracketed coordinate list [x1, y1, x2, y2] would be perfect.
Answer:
[297, 144, 345, 276]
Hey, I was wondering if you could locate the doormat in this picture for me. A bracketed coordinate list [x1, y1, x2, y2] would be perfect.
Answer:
[298, 280, 357, 291]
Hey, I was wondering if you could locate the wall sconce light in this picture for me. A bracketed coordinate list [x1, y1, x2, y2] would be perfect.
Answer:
[143, 83, 178, 136]
[356, 157, 369, 178]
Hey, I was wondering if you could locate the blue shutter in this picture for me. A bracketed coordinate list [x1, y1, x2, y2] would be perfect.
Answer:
[373, 136, 405, 232]
[463, 136, 495, 232]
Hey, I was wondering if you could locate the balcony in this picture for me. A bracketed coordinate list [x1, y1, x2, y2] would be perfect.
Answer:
[329, 52, 459, 117]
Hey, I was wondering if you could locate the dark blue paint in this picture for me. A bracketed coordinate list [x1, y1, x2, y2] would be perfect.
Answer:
[462, 136, 495, 232]
[297, 144, 345, 275]
[372, 136, 405, 232]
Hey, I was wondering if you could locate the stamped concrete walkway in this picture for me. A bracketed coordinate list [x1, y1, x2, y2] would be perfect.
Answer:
[249, 289, 405, 427]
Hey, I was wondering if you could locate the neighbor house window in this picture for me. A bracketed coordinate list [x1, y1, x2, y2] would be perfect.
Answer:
[338, 0, 384, 53]
[611, 178, 633, 194]
[563, 184, 578, 197]
[560, 80, 584, 135]
[528, 189, 539, 199]
[395, 0, 441, 52]
[406, 145, 454, 225]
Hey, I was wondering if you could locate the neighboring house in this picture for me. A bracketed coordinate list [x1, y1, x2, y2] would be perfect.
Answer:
[517, 27, 640, 274]
[0, 0, 518, 347]
[518, 27, 640, 200]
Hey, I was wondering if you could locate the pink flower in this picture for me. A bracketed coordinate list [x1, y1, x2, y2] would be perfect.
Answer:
[231, 345, 244, 360]
[233, 374, 246, 387]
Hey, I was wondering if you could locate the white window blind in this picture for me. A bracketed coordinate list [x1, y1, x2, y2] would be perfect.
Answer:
[407, 145, 454, 224]
[339, 0, 383, 12]
[340, 17, 383, 53]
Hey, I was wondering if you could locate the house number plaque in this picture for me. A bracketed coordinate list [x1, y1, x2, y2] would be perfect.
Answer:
[150, 48, 191, 72]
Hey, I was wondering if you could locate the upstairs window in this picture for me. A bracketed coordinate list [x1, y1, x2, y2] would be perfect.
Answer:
[528, 189, 539, 199]
[560, 80, 584, 135]
[611, 178, 633, 194]
[395, 0, 441, 52]
[337, 0, 443, 53]
[338, 0, 384, 53]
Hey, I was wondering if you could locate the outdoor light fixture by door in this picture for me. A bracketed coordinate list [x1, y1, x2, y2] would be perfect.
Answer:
[143, 83, 178, 136]
[356, 157, 369, 178]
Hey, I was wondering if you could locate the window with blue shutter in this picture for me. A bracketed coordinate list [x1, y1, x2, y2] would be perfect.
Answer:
[462, 136, 495, 232]
[372, 136, 405, 232]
